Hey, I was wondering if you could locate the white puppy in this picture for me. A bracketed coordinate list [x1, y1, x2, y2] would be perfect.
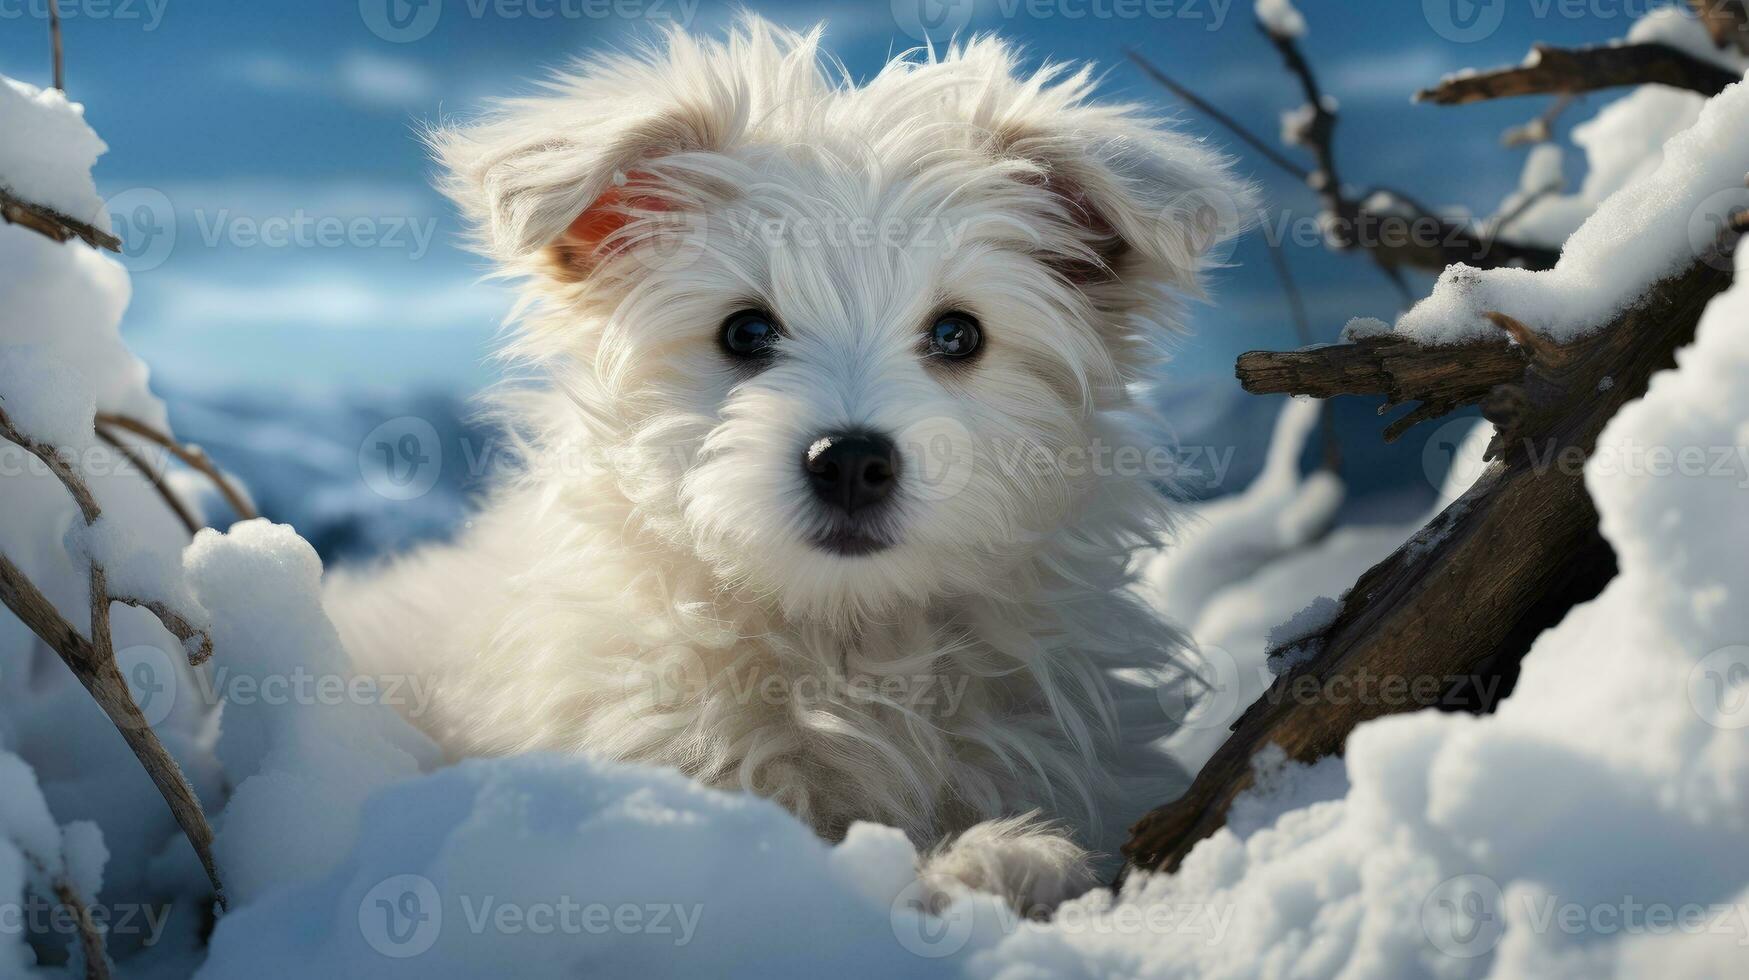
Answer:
[327, 17, 1249, 914]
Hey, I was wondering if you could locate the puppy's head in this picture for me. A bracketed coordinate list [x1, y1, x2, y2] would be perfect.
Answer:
[435, 20, 1251, 623]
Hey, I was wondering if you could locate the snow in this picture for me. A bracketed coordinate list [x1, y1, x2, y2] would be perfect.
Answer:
[1254, 0, 1305, 39]
[0, 78, 107, 224]
[1263, 595, 1340, 676]
[7, 25, 1749, 974]
[0, 346, 96, 452]
[1393, 78, 1749, 346]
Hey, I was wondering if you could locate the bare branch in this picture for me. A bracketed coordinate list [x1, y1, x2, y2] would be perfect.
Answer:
[54, 878, 110, 980]
[95, 427, 201, 536]
[1502, 94, 1576, 147]
[1123, 48, 1311, 182]
[1416, 43, 1741, 105]
[47, 0, 65, 91]
[1254, 21, 1559, 272]
[97, 413, 257, 522]
[0, 188, 120, 252]
[0, 406, 226, 908]
[1237, 334, 1528, 441]
[113, 595, 213, 666]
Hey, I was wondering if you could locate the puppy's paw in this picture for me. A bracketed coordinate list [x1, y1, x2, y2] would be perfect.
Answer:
[917, 814, 1098, 917]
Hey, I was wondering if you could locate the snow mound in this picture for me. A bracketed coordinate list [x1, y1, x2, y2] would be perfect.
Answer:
[0, 78, 107, 224]
[1395, 77, 1749, 345]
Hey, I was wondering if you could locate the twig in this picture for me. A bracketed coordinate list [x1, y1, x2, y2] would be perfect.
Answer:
[95, 427, 202, 537]
[15, 850, 111, 980]
[1490, 180, 1563, 237]
[0, 406, 226, 909]
[1503, 94, 1576, 147]
[96, 413, 257, 522]
[54, 878, 109, 980]
[1122, 48, 1310, 182]
[1416, 43, 1742, 105]
[1263, 240, 1341, 471]
[0, 187, 120, 252]
[1256, 21, 1561, 273]
[1131, 24, 1559, 276]
[48, 0, 64, 92]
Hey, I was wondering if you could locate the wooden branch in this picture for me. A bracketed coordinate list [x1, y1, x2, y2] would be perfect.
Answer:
[0, 552, 224, 910]
[0, 188, 119, 252]
[48, 0, 65, 92]
[1124, 252, 1737, 877]
[1416, 43, 1742, 106]
[0, 407, 226, 909]
[14, 850, 112, 980]
[54, 877, 110, 980]
[95, 427, 201, 537]
[1238, 335, 1528, 441]
[1690, 0, 1749, 56]
[1254, 23, 1560, 273]
[97, 413, 257, 522]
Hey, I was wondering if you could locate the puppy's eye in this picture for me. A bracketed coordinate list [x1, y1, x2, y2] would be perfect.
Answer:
[927, 312, 982, 360]
[721, 309, 780, 360]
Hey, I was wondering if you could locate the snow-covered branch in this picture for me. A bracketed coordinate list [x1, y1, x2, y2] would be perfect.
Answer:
[0, 404, 226, 908]
[0, 186, 117, 252]
[1416, 42, 1742, 106]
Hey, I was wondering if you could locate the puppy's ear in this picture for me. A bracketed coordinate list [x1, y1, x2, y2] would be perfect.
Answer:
[428, 69, 743, 280]
[943, 47, 1255, 291]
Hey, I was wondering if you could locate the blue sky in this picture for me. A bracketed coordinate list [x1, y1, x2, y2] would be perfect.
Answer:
[0, 0, 1638, 397]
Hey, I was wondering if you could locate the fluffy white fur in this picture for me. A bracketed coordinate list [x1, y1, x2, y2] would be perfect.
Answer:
[326, 18, 1251, 912]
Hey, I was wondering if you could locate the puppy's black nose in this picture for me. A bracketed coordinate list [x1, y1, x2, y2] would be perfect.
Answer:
[804, 432, 899, 514]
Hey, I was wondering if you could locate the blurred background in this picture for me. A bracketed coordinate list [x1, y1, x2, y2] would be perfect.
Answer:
[0, 0, 1631, 564]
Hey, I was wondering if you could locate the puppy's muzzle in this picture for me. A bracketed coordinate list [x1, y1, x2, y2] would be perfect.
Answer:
[803, 431, 898, 515]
